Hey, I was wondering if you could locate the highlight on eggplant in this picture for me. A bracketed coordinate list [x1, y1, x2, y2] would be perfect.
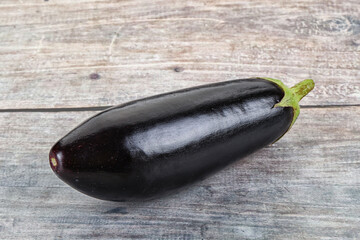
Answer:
[49, 77, 314, 201]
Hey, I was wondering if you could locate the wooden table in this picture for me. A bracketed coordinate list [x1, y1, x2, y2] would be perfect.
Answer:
[1, 1, 359, 239]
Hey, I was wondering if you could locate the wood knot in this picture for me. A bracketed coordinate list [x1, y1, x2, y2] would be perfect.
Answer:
[174, 67, 184, 73]
[89, 73, 101, 80]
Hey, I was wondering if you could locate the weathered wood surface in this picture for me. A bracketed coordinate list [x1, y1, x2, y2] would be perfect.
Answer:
[1, 108, 360, 239]
[0, 0, 359, 109]
[1, 0, 360, 239]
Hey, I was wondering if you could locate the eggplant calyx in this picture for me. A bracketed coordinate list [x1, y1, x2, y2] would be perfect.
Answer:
[258, 77, 315, 129]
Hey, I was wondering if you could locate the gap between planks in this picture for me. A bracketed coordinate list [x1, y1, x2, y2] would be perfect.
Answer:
[0, 104, 360, 113]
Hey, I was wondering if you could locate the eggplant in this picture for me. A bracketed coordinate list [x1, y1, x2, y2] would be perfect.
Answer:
[49, 77, 314, 201]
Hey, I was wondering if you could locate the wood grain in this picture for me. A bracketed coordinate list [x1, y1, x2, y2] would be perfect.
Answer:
[0, 0, 359, 109]
[1, 1, 360, 239]
[1, 107, 360, 239]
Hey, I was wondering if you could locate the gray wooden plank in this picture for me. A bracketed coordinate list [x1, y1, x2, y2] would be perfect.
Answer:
[0, 0, 359, 109]
[0, 107, 359, 239]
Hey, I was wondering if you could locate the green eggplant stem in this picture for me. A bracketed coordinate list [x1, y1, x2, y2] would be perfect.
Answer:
[290, 79, 315, 102]
[258, 77, 315, 129]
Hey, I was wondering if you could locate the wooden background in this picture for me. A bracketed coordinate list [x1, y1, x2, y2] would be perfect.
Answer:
[1, 0, 359, 239]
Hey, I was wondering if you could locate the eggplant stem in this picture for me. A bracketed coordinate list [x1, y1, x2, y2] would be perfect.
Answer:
[257, 77, 315, 130]
[290, 79, 315, 102]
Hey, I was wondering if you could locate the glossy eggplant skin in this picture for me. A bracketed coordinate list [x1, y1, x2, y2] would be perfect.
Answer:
[50, 78, 293, 201]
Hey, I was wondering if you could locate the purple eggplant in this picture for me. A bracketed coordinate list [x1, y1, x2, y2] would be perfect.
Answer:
[49, 77, 314, 201]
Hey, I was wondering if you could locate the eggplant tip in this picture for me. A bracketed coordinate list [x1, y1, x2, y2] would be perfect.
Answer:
[49, 147, 63, 173]
[49, 149, 57, 170]
[50, 157, 57, 168]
